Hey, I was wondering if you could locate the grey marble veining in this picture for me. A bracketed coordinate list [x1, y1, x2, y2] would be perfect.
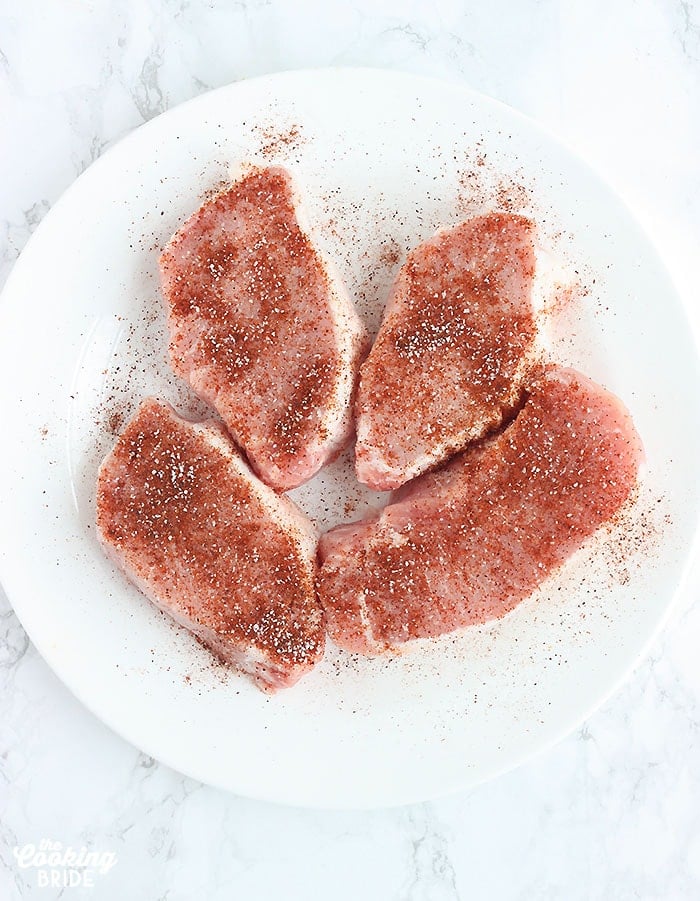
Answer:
[1, 0, 700, 898]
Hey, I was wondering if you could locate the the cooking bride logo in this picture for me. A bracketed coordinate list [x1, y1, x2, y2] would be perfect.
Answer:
[13, 839, 117, 888]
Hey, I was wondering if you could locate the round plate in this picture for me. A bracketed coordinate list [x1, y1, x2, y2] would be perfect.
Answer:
[1, 68, 699, 809]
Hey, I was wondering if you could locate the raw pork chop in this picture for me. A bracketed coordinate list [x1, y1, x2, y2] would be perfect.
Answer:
[319, 367, 643, 654]
[160, 166, 367, 491]
[355, 213, 537, 490]
[96, 398, 325, 691]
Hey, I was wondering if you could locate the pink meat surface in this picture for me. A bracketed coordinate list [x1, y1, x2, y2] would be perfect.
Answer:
[160, 166, 367, 491]
[319, 367, 643, 654]
[96, 398, 325, 691]
[355, 213, 537, 490]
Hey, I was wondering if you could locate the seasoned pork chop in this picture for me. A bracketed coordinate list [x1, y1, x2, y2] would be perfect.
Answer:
[320, 367, 643, 654]
[160, 167, 367, 491]
[96, 398, 325, 691]
[355, 213, 537, 490]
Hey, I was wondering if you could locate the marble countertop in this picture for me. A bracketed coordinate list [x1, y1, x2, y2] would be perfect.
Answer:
[2, 1, 700, 898]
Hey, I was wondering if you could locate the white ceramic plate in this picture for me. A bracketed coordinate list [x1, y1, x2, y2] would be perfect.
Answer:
[1, 68, 699, 809]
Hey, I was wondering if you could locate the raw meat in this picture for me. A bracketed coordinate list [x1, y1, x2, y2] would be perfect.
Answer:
[160, 166, 367, 491]
[96, 398, 325, 691]
[319, 367, 643, 654]
[355, 213, 537, 490]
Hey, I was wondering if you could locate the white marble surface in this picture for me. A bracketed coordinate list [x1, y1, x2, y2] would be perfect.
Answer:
[2, 0, 700, 898]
